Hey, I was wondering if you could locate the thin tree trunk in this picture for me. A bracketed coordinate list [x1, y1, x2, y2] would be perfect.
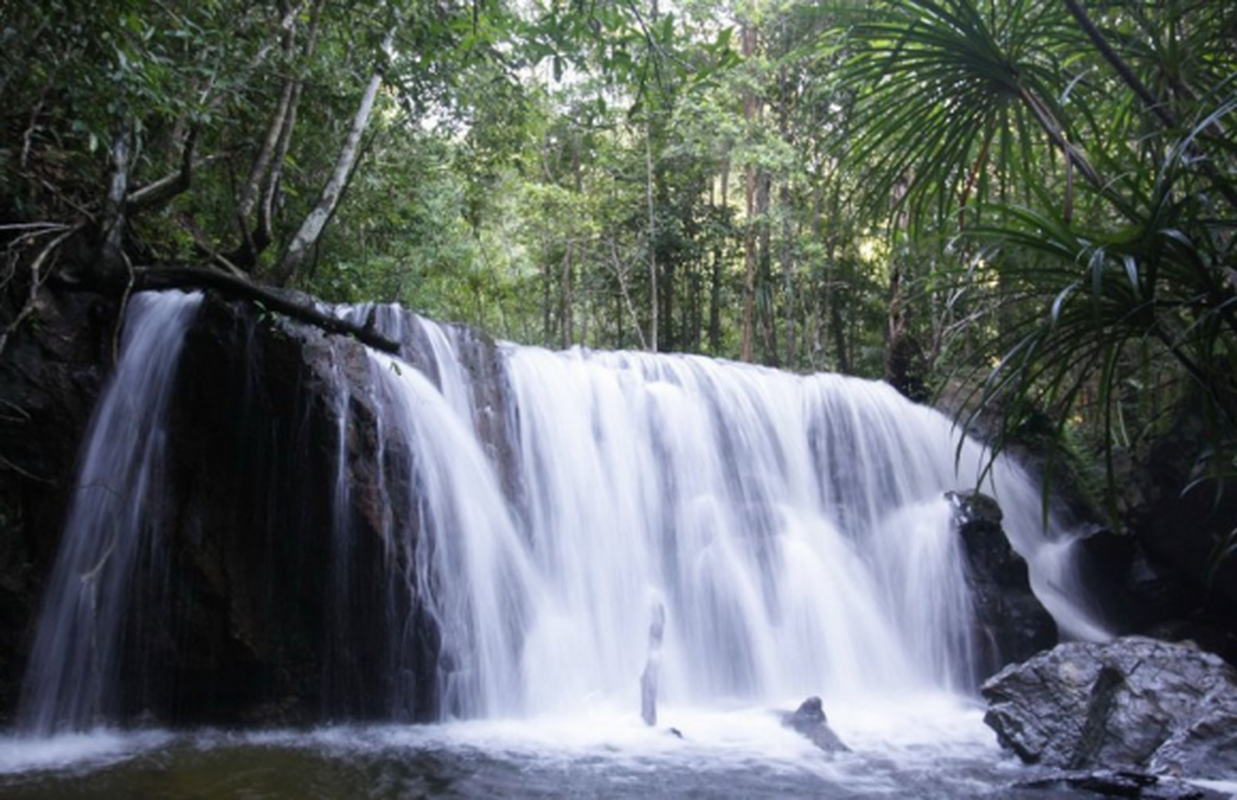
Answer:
[238, 67, 296, 225]
[272, 31, 390, 285]
[255, 0, 322, 261]
[611, 239, 647, 350]
[780, 180, 794, 367]
[99, 122, 133, 280]
[757, 172, 776, 366]
[645, 124, 658, 352]
[560, 243, 574, 348]
[708, 160, 728, 353]
[739, 19, 759, 363]
[809, 176, 825, 369]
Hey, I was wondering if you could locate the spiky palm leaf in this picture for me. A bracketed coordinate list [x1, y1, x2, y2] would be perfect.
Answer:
[826, 0, 1237, 520]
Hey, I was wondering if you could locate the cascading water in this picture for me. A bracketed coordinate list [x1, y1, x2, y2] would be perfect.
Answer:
[378, 337, 1106, 720]
[17, 291, 202, 734]
[16, 292, 1106, 745]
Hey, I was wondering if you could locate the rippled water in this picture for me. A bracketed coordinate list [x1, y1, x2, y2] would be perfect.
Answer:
[0, 695, 1131, 799]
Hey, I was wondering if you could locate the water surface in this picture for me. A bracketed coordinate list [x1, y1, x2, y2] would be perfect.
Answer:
[0, 695, 1120, 799]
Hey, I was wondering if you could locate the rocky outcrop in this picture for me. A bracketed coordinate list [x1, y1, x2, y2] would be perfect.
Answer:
[947, 490, 1057, 679]
[1107, 419, 1237, 664]
[140, 293, 482, 724]
[0, 289, 511, 726]
[982, 636, 1237, 780]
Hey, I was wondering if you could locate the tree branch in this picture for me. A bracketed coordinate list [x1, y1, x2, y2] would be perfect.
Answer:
[127, 127, 200, 213]
[89, 266, 400, 353]
[272, 30, 393, 285]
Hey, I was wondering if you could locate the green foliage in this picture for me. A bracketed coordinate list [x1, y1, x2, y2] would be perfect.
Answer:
[826, 0, 1237, 522]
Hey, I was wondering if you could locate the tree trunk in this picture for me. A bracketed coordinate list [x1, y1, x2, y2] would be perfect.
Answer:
[708, 160, 728, 354]
[757, 172, 776, 366]
[99, 122, 133, 281]
[739, 19, 759, 363]
[271, 31, 390, 286]
[645, 123, 658, 353]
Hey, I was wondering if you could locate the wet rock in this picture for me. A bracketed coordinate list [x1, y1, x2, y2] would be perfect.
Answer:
[946, 490, 1057, 679]
[1015, 769, 1217, 799]
[781, 696, 849, 753]
[0, 287, 116, 720]
[1150, 704, 1237, 779]
[640, 601, 665, 727]
[157, 294, 440, 724]
[983, 636, 1237, 780]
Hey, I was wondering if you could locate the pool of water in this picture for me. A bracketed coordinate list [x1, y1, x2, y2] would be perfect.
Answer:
[0, 692, 1179, 799]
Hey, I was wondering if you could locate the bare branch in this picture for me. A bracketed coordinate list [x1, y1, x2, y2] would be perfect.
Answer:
[62, 265, 400, 354]
[272, 31, 393, 285]
[127, 128, 202, 213]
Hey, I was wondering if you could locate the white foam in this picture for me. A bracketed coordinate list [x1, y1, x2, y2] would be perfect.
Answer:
[0, 728, 171, 775]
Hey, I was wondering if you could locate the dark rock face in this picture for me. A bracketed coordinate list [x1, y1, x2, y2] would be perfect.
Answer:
[0, 289, 510, 726]
[0, 288, 116, 723]
[780, 696, 849, 753]
[983, 637, 1237, 780]
[140, 293, 459, 725]
[1113, 420, 1237, 664]
[947, 490, 1057, 680]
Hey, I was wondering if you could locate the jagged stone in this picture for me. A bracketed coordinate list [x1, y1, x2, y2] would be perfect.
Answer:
[781, 696, 849, 753]
[946, 490, 1057, 680]
[983, 636, 1237, 780]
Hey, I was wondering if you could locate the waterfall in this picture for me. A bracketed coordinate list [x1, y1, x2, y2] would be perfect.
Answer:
[17, 294, 1105, 732]
[17, 291, 202, 734]
[370, 325, 1106, 719]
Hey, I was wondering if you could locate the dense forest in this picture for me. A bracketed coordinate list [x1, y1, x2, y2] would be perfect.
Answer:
[2, 0, 1235, 524]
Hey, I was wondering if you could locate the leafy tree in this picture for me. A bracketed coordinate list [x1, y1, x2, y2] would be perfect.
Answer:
[1, 0, 519, 352]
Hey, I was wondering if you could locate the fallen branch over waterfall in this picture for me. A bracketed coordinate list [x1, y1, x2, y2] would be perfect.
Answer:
[60, 265, 401, 354]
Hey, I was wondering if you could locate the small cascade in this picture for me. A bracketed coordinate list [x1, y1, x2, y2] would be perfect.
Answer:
[15, 293, 1107, 733]
[17, 292, 202, 734]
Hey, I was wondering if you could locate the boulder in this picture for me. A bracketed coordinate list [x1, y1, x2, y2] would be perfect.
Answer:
[947, 490, 1057, 679]
[781, 696, 849, 753]
[982, 636, 1237, 780]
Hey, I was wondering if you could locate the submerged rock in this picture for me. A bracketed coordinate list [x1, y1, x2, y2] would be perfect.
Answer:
[1015, 769, 1217, 799]
[982, 636, 1237, 780]
[781, 696, 849, 753]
